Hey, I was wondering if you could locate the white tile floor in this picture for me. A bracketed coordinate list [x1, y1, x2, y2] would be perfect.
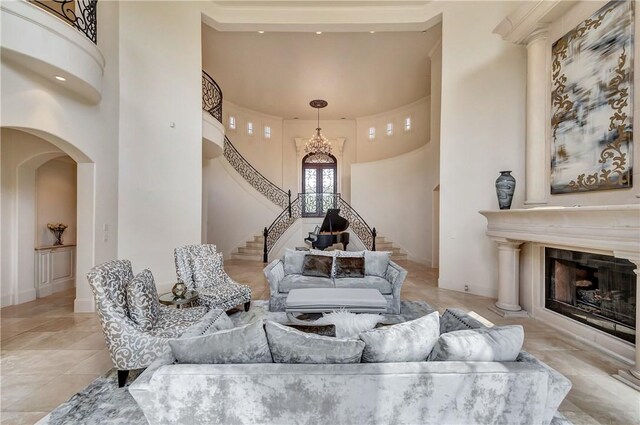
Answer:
[1, 259, 638, 424]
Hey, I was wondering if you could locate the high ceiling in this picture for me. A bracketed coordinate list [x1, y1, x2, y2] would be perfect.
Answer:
[202, 25, 441, 119]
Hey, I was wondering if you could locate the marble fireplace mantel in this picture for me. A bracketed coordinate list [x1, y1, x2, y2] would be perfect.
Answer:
[480, 204, 640, 390]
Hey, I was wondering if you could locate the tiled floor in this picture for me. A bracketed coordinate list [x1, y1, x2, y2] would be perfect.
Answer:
[1, 259, 639, 424]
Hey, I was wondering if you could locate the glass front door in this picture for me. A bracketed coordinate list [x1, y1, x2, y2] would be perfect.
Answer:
[302, 154, 337, 217]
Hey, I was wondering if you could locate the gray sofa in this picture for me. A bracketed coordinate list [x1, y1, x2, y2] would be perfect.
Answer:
[129, 309, 571, 425]
[264, 250, 407, 314]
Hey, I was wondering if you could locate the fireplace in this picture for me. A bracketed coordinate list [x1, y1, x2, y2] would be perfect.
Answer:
[545, 248, 636, 343]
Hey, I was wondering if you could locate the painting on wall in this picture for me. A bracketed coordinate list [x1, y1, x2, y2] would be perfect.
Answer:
[551, 0, 634, 194]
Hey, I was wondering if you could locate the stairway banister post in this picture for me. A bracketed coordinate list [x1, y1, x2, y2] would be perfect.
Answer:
[372, 227, 377, 251]
[288, 190, 292, 218]
[263, 227, 269, 263]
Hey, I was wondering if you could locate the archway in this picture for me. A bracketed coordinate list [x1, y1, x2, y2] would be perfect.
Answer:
[301, 153, 337, 217]
[1, 127, 96, 312]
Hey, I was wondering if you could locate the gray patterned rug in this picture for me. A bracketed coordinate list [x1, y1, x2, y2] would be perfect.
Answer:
[38, 300, 434, 425]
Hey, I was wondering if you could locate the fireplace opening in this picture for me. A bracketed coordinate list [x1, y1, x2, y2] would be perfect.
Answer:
[545, 248, 636, 344]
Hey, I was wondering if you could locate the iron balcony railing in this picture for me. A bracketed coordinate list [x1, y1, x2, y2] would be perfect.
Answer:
[30, 0, 97, 43]
[202, 70, 223, 123]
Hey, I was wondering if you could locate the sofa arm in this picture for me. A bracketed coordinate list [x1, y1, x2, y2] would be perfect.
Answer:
[386, 260, 407, 294]
[263, 259, 285, 296]
[517, 351, 572, 425]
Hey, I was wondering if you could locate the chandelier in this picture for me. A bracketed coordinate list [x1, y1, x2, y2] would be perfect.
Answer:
[305, 99, 332, 161]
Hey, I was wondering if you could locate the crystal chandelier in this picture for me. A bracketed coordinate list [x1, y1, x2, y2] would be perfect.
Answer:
[305, 99, 332, 161]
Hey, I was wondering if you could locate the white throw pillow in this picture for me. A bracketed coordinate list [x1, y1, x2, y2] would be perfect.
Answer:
[126, 269, 160, 331]
[428, 325, 524, 362]
[283, 248, 307, 275]
[364, 251, 391, 277]
[359, 311, 440, 363]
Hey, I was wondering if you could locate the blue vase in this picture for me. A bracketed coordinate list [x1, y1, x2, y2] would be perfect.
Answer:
[495, 171, 516, 210]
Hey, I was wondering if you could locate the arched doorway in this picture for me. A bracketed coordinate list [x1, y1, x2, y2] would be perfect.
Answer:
[302, 153, 337, 217]
[1, 127, 96, 312]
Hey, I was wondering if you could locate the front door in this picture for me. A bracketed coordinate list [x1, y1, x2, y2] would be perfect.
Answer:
[302, 154, 337, 217]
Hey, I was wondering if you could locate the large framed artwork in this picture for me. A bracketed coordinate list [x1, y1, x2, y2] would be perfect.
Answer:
[551, 0, 634, 194]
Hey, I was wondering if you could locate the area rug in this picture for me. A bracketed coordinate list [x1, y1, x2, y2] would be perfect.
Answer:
[37, 300, 434, 425]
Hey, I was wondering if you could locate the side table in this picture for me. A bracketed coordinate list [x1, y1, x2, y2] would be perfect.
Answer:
[159, 290, 199, 309]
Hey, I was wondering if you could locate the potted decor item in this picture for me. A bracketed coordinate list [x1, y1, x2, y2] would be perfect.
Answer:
[47, 223, 68, 246]
[495, 171, 516, 210]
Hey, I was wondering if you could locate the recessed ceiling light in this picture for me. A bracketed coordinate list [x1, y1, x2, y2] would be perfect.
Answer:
[369, 31, 375, 34]
[258, 30, 264, 34]
[293, 117, 299, 120]
[55, 76, 66, 81]
[316, 31, 322, 35]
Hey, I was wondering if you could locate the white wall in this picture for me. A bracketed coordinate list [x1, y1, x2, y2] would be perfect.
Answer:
[430, 39, 442, 268]
[352, 145, 436, 265]
[355, 97, 430, 163]
[438, 1, 527, 298]
[1, 0, 120, 311]
[36, 157, 77, 247]
[544, 0, 640, 206]
[117, 1, 203, 290]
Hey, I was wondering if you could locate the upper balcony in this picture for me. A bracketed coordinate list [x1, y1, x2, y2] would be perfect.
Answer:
[1, 0, 104, 103]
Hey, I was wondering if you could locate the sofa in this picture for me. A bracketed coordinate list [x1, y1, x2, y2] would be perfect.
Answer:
[129, 308, 571, 425]
[264, 249, 407, 314]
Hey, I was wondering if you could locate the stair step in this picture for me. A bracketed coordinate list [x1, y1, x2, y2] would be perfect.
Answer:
[253, 235, 264, 243]
[375, 242, 393, 250]
[238, 247, 262, 255]
[391, 253, 407, 261]
[246, 241, 263, 250]
[230, 252, 263, 262]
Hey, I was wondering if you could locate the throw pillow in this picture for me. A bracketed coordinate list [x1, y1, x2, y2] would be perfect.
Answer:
[180, 309, 234, 338]
[359, 311, 440, 363]
[301, 254, 333, 278]
[428, 325, 524, 362]
[310, 249, 339, 276]
[334, 256, 365, 278]
[283, 248, 307, 275]
[169, 321, 272, 364]
[265, 321, 365, 364]
[126, 269, 160, 331]
[364, 251, 391, 278]
[192, 252, 225, 288]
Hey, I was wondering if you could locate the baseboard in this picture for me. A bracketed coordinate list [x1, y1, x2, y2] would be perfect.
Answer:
[406, 255, 432, 267]
[15, 288, 37, 305]
[74, 297, 95, 313]
[437, 277, 497, 299]
[0, 294, 12, 308]
[52, 279, 75, 294]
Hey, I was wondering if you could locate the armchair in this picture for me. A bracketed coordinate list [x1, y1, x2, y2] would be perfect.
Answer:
[87, 259, 216, 387]
[174, 244, 252, 311]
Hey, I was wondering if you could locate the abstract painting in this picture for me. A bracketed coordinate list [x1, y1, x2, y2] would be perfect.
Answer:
[551, 0, 634, 194]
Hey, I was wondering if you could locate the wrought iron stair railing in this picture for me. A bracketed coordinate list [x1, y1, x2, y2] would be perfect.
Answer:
[263, 193, 376, 262]
[29, 0, 97, 43]
[202, 70, 223, 123]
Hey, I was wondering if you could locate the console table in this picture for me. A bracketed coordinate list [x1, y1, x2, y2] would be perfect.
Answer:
[34, 244, 76, 298]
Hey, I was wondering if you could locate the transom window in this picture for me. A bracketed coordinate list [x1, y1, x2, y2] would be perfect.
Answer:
[247, 122, 254, 135]
[302, 153, 337, 217]
[386, 122, 394, 136]
[368, 127, 376, 140]
[229, 116, 236, 130]
[404, 117, 411, 131]
[264, 126, 271, 139]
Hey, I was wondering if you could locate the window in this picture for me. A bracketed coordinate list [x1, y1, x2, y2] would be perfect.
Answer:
[404, 117, 411, 131]
[302, 154, 337, 217]
[229, 116, 236, 130]
[264, 126, 271, 139]
[386, 122, 394, 136]
[368, 127, 376, 140]
[247, 122, 254, 135]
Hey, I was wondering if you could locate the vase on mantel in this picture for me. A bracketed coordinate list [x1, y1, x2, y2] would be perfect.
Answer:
[495, 171, 516, 210]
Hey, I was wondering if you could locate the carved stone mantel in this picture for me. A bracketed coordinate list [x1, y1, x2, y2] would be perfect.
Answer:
[480, 204, 640, 390]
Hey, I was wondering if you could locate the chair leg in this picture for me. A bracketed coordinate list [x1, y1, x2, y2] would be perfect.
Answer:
[118, 370, 129, 388]
[244, 301, 251, 312]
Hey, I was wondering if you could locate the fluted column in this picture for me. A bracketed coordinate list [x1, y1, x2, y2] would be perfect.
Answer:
[524, 26, 549, 205]
[615, 260, 640, 391]
[488, 238, 528, 317]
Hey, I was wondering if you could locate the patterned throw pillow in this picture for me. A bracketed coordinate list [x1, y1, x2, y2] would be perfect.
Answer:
[126, 269, 160, 331]
[192, 252, 225, 288]
[334, 257, 365, 278]
[359, 311, 440, 363]
[301, 254, 333, 278]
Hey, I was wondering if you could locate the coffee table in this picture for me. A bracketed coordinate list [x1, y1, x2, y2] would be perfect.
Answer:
[285, 288, 387, 324]
[159, 290, 199, 309]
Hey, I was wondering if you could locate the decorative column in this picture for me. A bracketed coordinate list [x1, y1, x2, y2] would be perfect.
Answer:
[524, 25, 549, 205]
[615, 256, 640, 391]
[488, 238, 529, 317]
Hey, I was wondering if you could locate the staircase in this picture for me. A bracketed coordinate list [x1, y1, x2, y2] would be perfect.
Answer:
[230, 233, 407, 262]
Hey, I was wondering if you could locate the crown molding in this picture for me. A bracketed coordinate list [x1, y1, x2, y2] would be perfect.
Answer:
[493, 0, 564, 45]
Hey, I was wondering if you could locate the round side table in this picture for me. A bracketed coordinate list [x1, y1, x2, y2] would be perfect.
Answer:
[159, 290, 199, 309]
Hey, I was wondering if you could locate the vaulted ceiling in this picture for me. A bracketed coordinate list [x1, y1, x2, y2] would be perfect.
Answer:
[202, 25, 441, 119]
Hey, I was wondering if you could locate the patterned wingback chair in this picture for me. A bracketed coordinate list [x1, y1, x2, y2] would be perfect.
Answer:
[174, 244, 252, 312]
[87, 259, 210, 387]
